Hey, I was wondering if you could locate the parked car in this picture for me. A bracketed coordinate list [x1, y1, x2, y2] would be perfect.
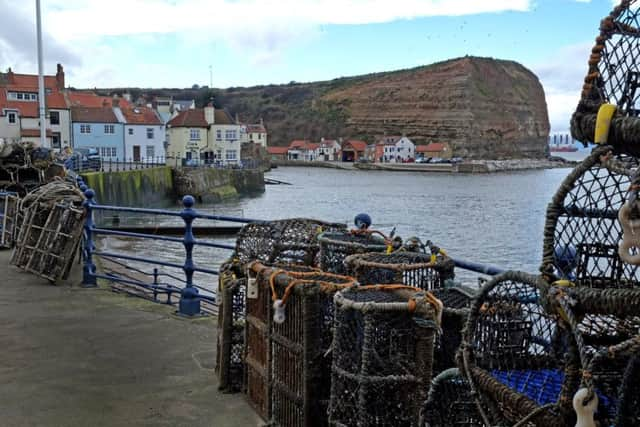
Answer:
[428, 157, 443, 163]
[450, 157, 464, 164]
[357, 158, 370, 163]
[64, 148, 101, 171]
[415, 157, 429, 164]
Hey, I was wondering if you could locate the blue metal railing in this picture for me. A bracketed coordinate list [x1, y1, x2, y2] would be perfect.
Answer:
[75, 174, 508, 317]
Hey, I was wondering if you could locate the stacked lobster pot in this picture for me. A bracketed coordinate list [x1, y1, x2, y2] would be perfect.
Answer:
[0, 191, 19, 248]
[317, 230, 389, 275]
[344, 247, 472, 374]
[215, 218, 346, 393]
[458, 2, 640, 425]
[329, 285, 441, 426]
[10, 179, 85, 282]
[245, 263, 355, 426]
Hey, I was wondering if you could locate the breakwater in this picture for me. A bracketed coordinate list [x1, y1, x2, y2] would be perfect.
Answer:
[81, 167, 264, 205]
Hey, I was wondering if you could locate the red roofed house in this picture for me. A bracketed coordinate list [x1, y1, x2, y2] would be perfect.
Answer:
[287, 140, 318, 161]
[341, 139, 367, 162]
[121, 106, 166, 162]
[167, 103, 243, 165]
[266, 146, 288, 161]
[416, 142, 452, 160]
[0, 64, 71, 150]
[243, 119, 268, 147]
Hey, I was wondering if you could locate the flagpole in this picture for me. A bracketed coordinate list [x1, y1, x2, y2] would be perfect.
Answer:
[36, 0, 47, 148]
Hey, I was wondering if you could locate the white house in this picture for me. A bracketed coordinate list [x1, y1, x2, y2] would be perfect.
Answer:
[121, 106, 166, 162]
[379, 136, 415, 163]
[209, 107, 243, 165]
[315, 138, 341, 161]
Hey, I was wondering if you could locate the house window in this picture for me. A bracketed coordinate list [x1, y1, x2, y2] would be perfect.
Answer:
[225, 129, 237, 140]
[7, 112, 16, 124]
[190, 129, 200, 140]
[80, 124, 91, 134]
[216, 149, 222, 160]
[258, 133, 261, 140]
[111, 147, 116, 157]
[104, 124, 115, 134]
[17, 93, 23, 100]
[128, 128, 134, 135]
[225, 150, 237, 161]
[146, 128, 154, 139]
[216, 129, 222, 140]
[146, 145, 155, 158]
[31, 94, 37, 100]
[50, 111, 60, 125]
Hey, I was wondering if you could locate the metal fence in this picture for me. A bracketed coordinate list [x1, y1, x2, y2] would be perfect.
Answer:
[65, 154, 261, 173]
[75, 175, 264, 316]
[73, 174, 506, 317]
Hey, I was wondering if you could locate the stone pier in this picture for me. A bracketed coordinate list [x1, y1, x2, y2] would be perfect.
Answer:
[0, 249, 261, 427]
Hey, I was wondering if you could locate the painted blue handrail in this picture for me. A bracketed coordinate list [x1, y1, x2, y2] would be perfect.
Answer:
[76, 173, 511, 316]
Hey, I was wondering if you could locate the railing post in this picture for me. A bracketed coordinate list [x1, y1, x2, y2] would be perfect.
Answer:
[178, 195, 200, 316]
[82, 188, 97, 287]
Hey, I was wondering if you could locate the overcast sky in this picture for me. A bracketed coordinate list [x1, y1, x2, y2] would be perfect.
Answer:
[0, 0, 623, 132]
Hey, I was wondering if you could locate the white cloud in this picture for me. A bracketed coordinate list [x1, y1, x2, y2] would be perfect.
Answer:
[530, 42, 593, 132]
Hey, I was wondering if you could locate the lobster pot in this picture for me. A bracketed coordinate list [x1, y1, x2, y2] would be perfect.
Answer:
[244, 264, 352, 424]
[552, 287, 640, 427]
[460, 271, 578, 427]
[541, 147, 640, 288]
[329, 287, 439, 427]
[215, 269, 246, 393]
[0, 192, 18, 248]
[11, 201, 85, 281]
[318, 232, 387, 275]
[430, 286, 475, 374]
[345, 251, 455, 290]
[234, 219, 346, 268]
[421, 368, 484, 427]
[269, 270, 354, 427]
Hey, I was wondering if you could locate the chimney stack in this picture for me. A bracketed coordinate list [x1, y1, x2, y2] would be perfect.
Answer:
[204, 103, 215, 125]
[56, 64, 65, 90]
[7, 67, 14, 84]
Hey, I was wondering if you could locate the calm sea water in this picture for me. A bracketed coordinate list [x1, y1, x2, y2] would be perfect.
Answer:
[101, 151, 590, 287]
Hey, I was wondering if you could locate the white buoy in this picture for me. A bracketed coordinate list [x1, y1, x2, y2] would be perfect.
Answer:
[573, 387, 598, 427]
[273, 299, 286, 324]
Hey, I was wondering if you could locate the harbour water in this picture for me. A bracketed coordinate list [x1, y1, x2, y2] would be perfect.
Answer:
[101, 152, 591, 288]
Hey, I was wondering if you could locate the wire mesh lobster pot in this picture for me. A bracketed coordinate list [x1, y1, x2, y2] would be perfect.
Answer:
[234, 219, 346, 269]
[215, 266, 246, 393]
[329, 286, 440, 427]
[0, 192, 19, 248]
[541, 146, 640, 288]
[551, 286, 640, 427]
[318, 231, 388, 275]
[11, 181, 85, 282]
[344, 251, 455, 290]
[431, 286, 476, 374]
[421, 368, 484, 427]
[244, 264, 355, 425]
[460, 271, 579, 427]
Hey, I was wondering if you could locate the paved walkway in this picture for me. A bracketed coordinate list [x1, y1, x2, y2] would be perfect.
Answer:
[0, 249, 261, 427]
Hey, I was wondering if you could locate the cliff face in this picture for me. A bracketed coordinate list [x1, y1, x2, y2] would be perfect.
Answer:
[115, 56, 549, 160]
[321, 57, 549, 159]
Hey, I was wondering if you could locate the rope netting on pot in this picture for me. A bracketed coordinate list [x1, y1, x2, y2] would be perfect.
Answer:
[571, 0, 640, 158]
[460, 271, 580, 427]
[11, 179, 85, 282]
[1, 192, 18, 248]
[541, 146, 640, 288]
[550, 286, 640, 426]
[430, 285, 476, 375]
[420, 368, 485, 427]
[244, 263, 355, 425]
[329, 285, 442, 427]
[215, 265, 247, 393]
[344, 251, 455, 290]
[233, 218, 346, 269]
[318, 231, 389, 275]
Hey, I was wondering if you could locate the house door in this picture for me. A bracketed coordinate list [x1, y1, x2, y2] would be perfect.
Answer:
[133, 145, 141, 162]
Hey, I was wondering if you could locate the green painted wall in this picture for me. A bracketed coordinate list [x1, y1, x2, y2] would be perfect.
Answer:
[81, 167, 265, 206]
[81, 167, 174, 206]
